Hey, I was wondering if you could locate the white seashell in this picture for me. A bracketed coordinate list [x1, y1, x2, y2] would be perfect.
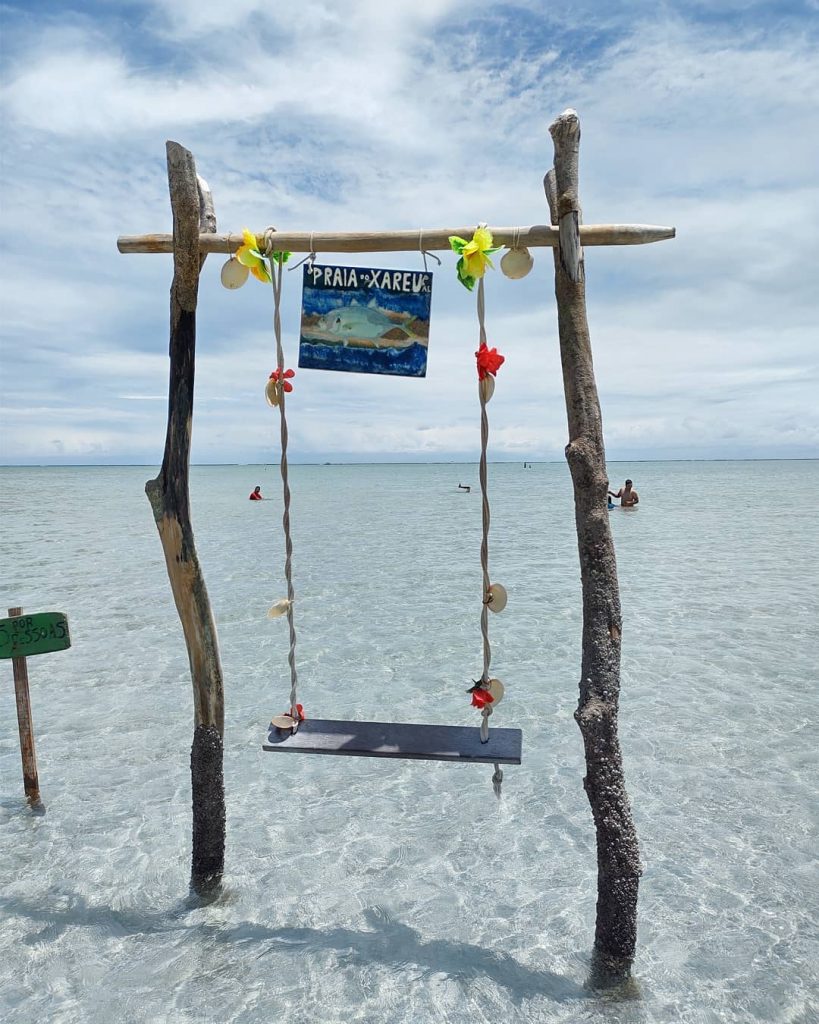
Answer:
[500, 247, 534, 280]
[267, 599, 291, 618]
[487, 678, 505, 705]
[270, 714, 295, 730]
[265, 377, 280, 407]
[221, 257, 249, 289]
[479, 375, 495, 403]
[486, 583, 508, 613]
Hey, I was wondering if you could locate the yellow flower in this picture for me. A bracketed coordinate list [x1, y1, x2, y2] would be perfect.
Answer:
[235, 228, 271, 283]
[461, 226, 496, 279]
[449, 225, 501, 290]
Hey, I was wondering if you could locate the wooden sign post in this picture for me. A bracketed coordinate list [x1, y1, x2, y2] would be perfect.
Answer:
[1, 607, 72, 810]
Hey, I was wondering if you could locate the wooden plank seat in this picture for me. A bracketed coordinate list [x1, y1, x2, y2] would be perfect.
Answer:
[262, 718, 522, 765]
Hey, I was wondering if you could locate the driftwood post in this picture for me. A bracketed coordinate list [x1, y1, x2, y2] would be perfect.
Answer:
[545, 110, 641, 983]
[145, 142, 225, 894]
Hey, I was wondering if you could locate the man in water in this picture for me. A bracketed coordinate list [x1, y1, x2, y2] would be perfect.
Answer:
[249, 486, 263, 501]
[609, 479, 639, 507]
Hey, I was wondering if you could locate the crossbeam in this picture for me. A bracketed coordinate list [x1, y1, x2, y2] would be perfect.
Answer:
[262, 718, 523, 764]
[117, 223, 674, 255]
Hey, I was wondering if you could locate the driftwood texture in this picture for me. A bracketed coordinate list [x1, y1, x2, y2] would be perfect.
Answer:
[545, 110, 641, 984]
[117, 222, 675, 255]
[9, 607, 43, 811]
[145, 142, 226, 894]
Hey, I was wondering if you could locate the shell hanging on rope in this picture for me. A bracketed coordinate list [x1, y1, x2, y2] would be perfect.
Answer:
[221, 257, 249, 289]
[487, 678, 505, 705]
[267, 599, 291, 618]
[479, 375, 495, 403]
[270, 714, 296, 730]
[500, 247, 534, 280]
[486, 583, 508, 613]
[265, 377, 281, 407]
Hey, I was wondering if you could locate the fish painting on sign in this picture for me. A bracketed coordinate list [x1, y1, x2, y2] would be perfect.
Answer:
[299, 264, 433, 377]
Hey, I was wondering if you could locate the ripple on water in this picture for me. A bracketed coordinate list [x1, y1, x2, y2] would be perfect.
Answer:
[1, 462, 818, 1023]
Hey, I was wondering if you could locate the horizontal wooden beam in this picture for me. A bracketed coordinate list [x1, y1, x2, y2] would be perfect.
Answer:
[117, 223, 675, 255]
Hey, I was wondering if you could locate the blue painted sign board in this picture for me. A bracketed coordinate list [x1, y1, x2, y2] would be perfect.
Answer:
[299, 264, 433, 377]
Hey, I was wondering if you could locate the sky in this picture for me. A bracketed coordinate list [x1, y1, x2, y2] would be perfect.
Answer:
[1, 0, 817, 465]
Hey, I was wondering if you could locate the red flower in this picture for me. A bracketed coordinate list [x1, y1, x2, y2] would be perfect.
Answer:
[475, 344, 505, 381]
[470, 689, 495, 709]
[269, 368, 295, 392]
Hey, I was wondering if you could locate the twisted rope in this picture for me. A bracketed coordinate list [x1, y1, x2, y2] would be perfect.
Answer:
[266, 238, 299, 729]
[477, 278, 491, 689]
[476, 276, 503, 797]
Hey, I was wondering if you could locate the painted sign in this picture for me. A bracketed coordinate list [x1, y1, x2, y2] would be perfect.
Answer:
[299, 264, 433, 377]
[0, 612, 71, 660]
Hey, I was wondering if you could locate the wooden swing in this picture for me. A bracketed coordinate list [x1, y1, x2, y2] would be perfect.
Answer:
[257, 240, 522, 784]
[124, 141, 672, 796]
[263, 719, 521, 764]
[126, 116, 675, 939]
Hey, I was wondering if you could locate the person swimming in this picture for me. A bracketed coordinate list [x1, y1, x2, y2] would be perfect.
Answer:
[249, 486, 263, 501]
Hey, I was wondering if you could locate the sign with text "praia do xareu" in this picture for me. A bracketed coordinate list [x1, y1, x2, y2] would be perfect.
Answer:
[299, 264, 433, 378]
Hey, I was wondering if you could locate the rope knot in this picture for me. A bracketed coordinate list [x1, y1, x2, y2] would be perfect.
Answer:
[262, 226, 278, 257]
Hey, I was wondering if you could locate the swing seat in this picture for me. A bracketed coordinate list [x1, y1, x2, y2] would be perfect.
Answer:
[262, 718, 522, 765]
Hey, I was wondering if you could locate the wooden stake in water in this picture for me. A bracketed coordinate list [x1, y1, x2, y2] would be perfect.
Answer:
[1, 606, 69, 811]
[8, 607, 43, 810]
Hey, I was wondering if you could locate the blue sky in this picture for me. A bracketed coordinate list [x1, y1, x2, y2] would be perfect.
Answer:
[1, 0, 817, 464]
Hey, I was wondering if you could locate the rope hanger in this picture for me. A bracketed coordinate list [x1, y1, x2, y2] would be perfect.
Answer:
[475, 275, 504, 797]
[264, 231, 300, 731]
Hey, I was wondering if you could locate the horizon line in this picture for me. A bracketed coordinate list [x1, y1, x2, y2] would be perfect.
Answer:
[1, 457, 817, 468]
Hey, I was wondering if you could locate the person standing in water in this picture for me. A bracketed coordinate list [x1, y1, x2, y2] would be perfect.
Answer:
[609, 479, 639, 507]
[249, 486, 263, 501]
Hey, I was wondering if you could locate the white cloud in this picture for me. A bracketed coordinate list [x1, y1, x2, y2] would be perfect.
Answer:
[1, 2, 817, 464]
[145, 0, 464, 42]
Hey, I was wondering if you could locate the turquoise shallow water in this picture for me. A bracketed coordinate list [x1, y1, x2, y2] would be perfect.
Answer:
[1, 461, 817, 1024]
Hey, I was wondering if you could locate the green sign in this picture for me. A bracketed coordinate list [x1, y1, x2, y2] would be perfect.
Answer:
[0, 612, 71, 660]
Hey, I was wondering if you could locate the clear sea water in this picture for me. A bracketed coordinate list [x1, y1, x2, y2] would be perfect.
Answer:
[1, 461, 817, 1024]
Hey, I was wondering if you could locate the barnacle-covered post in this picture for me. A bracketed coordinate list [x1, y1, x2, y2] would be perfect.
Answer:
[545, 110, 641, 984]
[145, 141, 226, 895]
